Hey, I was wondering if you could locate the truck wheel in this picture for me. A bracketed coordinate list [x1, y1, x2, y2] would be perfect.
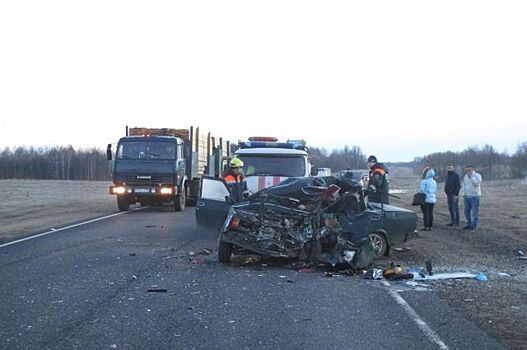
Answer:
[368, 232, 387, 258]
[218, 237, 233, 263]
[117, 196, 129, 212]
[174, 187, 186, 212]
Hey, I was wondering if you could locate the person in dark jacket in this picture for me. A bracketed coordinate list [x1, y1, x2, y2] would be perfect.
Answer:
[444, 164, 461, 226]
[222, 158, 248, 202]
[366, 155, 390, 204]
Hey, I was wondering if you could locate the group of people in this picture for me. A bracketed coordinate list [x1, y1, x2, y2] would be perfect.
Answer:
[417, 163, 482, 231]
[364, 155, 482, 232]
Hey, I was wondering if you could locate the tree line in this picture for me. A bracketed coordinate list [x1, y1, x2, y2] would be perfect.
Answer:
[1, 141, 526, 181]
[309, 141, 527, 182]
[412, 142, 527, 181]
[0, 146, 111, 180]
[309, 145, 368, 173]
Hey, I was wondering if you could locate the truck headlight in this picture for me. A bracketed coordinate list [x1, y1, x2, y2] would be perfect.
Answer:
[160, 187, 172, 195]
[112, 186, 126, 194]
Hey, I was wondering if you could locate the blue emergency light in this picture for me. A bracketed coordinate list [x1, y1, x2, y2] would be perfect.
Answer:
[238, 137, 307, 150]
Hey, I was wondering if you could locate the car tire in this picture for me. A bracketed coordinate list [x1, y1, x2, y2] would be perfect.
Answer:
[174, 187, 186, 212]
[117, 196, 129, 212]
[218, 237, 233, 263]
[368, 231, 388, 258]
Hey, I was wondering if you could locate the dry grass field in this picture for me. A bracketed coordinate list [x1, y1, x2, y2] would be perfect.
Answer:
[0, 180, 117, 243]
[386, 168, 527, 350]
[1, 174, 526, 349]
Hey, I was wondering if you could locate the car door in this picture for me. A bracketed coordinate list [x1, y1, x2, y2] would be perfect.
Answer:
[195, 176, 233, 231]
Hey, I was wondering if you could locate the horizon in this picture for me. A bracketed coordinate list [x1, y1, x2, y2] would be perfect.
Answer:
[1, 138, 522, 164]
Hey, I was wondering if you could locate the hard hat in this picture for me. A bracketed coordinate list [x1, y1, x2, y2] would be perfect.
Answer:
[230, 158, 244, 168]
[367, 155, 377, 163]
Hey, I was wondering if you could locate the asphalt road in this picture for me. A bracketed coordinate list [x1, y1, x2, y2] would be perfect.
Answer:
[0, 207, 505, 350]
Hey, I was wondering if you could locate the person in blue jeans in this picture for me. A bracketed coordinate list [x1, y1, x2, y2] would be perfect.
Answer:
[462, 165, 482, 230]
[444, 164, 461, 226]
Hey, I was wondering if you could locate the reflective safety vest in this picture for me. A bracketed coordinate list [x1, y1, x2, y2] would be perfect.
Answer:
[222, 172, 247, 202]
[369, 165, 390, 204]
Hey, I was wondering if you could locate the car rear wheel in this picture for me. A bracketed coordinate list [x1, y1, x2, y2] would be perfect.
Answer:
[218, 236, 233, 263]
[368, 231, 387, 258]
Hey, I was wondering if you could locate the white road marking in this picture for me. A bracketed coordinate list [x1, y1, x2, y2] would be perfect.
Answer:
[382, 280, 449, 350]
[0, 208, 146, 249]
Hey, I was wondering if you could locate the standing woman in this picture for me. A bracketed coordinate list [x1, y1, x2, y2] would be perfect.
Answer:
[419, 167, 437, 231]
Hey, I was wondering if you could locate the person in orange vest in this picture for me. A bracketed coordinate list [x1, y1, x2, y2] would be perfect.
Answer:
[222, 158, 248, 202]
[366, 155, 390, 204]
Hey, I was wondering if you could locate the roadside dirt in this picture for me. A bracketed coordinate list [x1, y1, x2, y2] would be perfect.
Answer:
[1, 175, 525, 349]
[378, 168, 527, 350]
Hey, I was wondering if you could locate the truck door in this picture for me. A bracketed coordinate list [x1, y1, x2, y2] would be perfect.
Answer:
[175, 143, 185, 185]
[195, 177, 233, 232]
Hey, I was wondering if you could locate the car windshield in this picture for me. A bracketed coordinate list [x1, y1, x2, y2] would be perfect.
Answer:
[237, 154, 306, 177]
[117, 141, 176, 160]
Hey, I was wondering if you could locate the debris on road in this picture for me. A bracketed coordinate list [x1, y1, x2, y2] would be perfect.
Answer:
[363, 268, 383, 280]
[425, 260, 433, 275]
[147, 288, 168, 293]
[393, 247, 411, 252]
[412, 271, 485, 281]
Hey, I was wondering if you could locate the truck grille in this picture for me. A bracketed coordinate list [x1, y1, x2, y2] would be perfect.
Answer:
[123, 175, 168, 184]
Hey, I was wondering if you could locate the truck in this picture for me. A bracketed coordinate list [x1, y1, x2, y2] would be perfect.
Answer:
[233, 137, 313, 193]
[107, 126, 229, 212]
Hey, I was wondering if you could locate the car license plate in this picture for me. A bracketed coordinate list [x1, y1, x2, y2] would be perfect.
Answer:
[134, 188, 151, 193]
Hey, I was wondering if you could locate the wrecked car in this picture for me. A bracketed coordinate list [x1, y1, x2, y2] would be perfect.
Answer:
[195, 176, 417, 268]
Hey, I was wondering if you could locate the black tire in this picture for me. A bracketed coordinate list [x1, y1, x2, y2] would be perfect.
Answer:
[174, 186, 186, 212]
[218, 237, 233, 263]
[117, 196, 129, 212]
[368, 231, 388, 258]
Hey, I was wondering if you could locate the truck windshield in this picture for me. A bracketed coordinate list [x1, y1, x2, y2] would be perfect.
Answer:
[117, 141, 176, 160]
[237, 155, 306, 177]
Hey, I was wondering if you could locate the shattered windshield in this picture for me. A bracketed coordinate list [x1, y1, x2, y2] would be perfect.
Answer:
[237, 154, 306, 177]
[117, 141, 176, 160]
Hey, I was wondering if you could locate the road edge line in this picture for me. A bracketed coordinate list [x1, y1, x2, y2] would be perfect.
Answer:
[0, 207, 146, 249]
[382, 280, 449, 350]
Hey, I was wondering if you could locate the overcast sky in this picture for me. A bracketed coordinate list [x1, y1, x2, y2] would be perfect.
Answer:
[1, 1, 526, 162]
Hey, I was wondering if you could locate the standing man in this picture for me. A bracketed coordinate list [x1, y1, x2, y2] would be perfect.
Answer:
[222, 158, 248, 203]
[444, 164, 461, 226]
[366, 155, 390, 204]
[462, 165, 482, 230]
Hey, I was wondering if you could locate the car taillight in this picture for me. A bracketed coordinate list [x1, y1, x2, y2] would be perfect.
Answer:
[229, 217, 240, 230]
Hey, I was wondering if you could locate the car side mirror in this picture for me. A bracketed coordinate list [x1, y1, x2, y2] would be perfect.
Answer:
[106, 144, 112, 161]
[225, 195, 235, 204]
[310, 166, 317, 176]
